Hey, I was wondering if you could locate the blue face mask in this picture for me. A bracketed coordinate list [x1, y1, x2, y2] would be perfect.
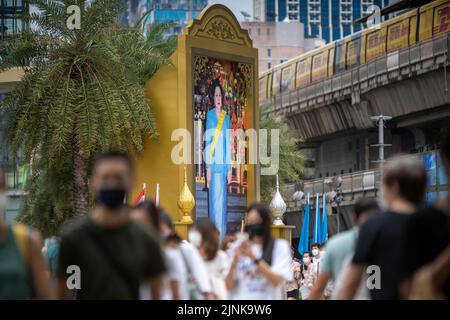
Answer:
[97, 187, 125, 210]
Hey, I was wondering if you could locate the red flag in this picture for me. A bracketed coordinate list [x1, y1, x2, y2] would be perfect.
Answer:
[133, 183, 146, 206]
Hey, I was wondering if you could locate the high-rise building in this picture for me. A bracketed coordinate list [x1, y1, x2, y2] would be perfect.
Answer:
[241, 20, 325, 73]
[121, 0, 209, 35]
[208, 0, 254, 21]
[254, 0, 390, 42]
[120, 0, 150, 27]
[0, 0, 28, 40]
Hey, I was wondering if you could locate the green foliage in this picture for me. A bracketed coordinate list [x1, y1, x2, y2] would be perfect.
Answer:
[18, 157, 75, 237]
[259, 107, 304, 203]
[0, 0, 176, 234]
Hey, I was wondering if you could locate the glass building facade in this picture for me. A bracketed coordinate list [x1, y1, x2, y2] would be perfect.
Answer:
[0, 0, 28, 40]
[263, 0, 390, 42]
[121, 0, 208, 35]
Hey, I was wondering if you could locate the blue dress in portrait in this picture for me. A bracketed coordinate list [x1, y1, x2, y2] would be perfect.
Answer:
[205, 108, 231, 237]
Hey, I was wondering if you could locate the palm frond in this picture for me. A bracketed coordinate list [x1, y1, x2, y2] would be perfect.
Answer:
[2, 0, 175, 231]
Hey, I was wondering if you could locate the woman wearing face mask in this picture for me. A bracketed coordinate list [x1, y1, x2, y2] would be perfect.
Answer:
[225, 203, 293, 300]
[131, 201, 184, 300]
[188, 219, 230, 299]
[300, 252, 317, 300]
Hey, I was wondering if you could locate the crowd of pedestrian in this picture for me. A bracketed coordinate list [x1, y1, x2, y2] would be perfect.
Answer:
[0, 132, 449, 300]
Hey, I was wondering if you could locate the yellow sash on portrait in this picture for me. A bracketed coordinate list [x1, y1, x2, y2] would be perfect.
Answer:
[209, 110, 227, 160]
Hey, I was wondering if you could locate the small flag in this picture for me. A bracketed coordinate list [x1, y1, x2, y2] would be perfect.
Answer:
[298, 193, 310, 256]
[312, 193, 320, 244]
[133, 183, 146, 206]
[155, 183, 160, 207]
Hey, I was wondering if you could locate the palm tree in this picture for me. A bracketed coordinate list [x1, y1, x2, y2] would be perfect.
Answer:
[0, 0, 176, 229]
[259, 107, 304, 203]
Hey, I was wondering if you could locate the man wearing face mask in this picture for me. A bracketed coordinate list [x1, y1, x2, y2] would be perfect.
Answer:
[57, 151, 166, 299]
[310, 243, 321, 275]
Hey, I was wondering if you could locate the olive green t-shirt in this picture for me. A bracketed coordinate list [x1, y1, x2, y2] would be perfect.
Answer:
[58, 216, 165, 300]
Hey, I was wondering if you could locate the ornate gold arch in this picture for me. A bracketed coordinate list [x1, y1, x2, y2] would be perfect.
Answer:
[185, 4, 253, 48]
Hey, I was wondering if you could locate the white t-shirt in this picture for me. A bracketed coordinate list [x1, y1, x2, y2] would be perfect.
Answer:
[312, 255, 322, 276]
[179, 241, 212, 299]
[227, 238, 293, 300]
[161, 247, 187, 299]
[204, 250, 230, 300]
[140, 246, 187, 300]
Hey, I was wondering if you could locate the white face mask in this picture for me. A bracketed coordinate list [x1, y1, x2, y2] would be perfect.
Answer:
[303, 257, 310, 265]
[188, 230, 202, 248]
[312, 248, 319, 257]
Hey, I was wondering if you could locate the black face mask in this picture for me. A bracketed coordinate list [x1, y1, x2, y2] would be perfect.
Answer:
[244, 223, 265, 238]
[97, 187, 126, 210]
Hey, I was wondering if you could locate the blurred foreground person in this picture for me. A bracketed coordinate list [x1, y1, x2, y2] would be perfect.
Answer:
[43, 236, 60, 287]
[310, 242, 333, 298]
[131, 201, 184, 300]
[189, 219, 229, 299]
[401, 132, 450, 299]
[308, 198, 379, 300]
[57, 151, 166, 299]
[160, 213, 213, 299]
[338, 155, 426, 300]
[0, 167, 52, 299]
[226, 203, 292, 300]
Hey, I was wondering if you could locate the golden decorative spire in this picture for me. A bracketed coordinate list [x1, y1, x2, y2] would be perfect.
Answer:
[178, 166, 195, 223]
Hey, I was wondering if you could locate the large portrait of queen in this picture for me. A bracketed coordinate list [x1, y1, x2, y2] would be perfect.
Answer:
[193, 55, 250, 237]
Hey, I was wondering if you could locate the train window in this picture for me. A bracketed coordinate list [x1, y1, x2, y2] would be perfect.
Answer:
[272, 69, 281, 96]
[312, 50, 328, 82]
[295, 58, 311, 88]
[281, 64, 296, 92]
[334, 41, 346, 73]
[346, 37, 361, 69]
[387, 19, 409, 52]
[433, 3, 450, 35]
[365, 29, 385, 62]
